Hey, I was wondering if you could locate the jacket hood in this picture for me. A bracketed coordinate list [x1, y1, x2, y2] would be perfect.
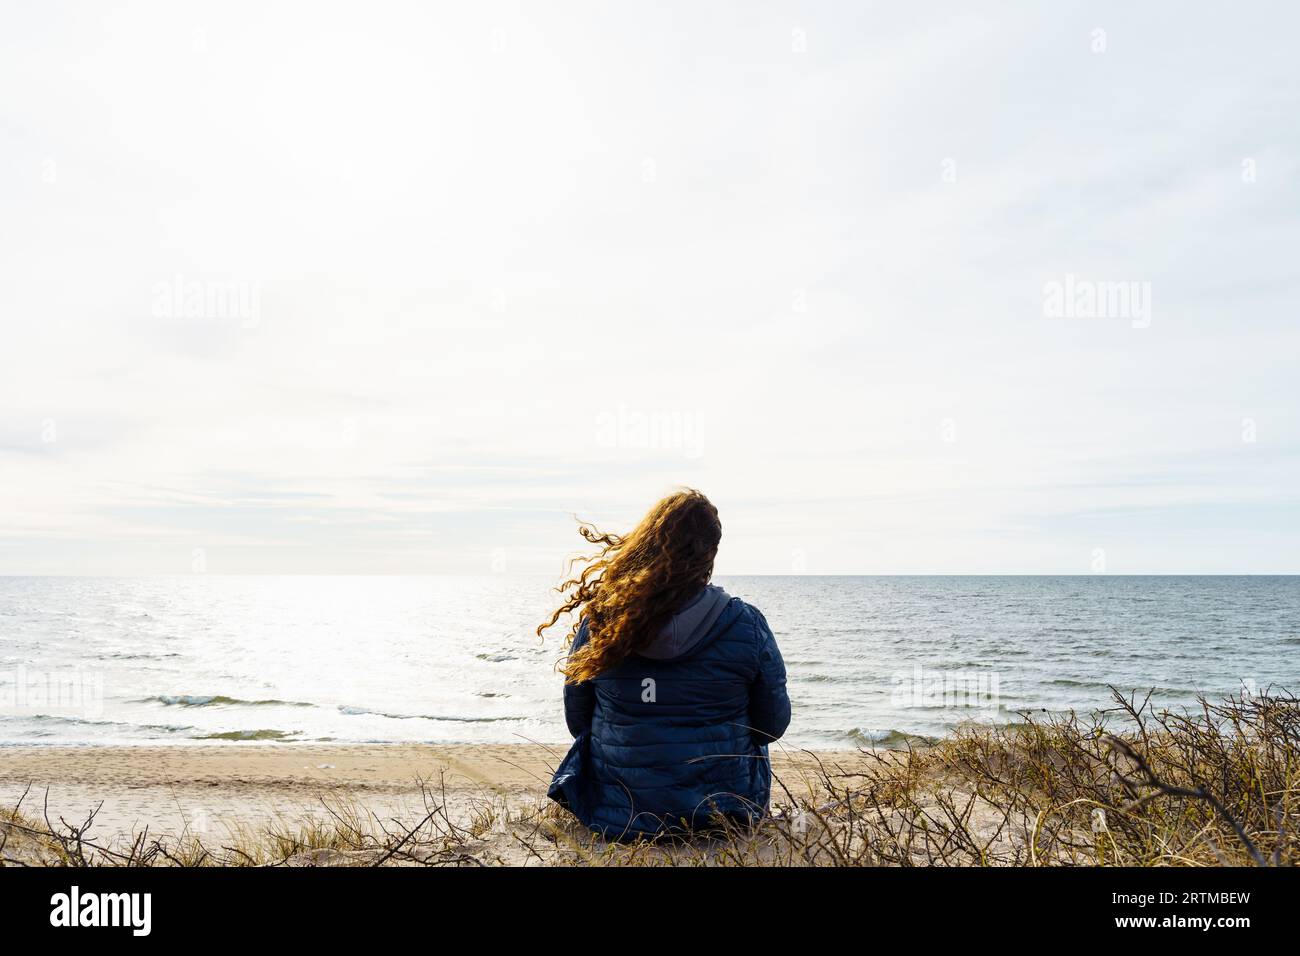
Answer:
[637, 584, 732, 660]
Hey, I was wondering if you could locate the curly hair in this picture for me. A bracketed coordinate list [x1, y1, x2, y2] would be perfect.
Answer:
[538, 489, 722, 684]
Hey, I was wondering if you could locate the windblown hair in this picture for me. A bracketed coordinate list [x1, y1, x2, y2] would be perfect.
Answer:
[538, 489, 722, 684]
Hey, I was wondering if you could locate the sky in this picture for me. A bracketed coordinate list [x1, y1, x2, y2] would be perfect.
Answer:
[2, 1, 1299, 575]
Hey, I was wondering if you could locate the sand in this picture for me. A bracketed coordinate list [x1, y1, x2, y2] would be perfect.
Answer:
[0, 744, 856, 844]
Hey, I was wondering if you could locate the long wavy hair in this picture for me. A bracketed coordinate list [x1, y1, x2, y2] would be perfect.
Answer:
[538, 489, 722, 684]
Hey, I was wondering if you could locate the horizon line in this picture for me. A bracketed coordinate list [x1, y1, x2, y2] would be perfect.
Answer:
[2, 572, 1298, 579]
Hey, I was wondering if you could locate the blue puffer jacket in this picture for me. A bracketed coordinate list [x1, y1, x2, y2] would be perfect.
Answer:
[547, 585, 791, 838]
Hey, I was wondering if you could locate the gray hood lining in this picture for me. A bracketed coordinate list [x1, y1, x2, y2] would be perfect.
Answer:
[637, 584, 732, 660]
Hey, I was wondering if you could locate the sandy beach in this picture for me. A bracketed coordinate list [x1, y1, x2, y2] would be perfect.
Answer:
[3, 692, 1294, 869]
[0, 744, 855, 847]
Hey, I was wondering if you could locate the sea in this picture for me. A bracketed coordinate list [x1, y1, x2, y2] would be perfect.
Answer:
[1, 575, 1296, 748]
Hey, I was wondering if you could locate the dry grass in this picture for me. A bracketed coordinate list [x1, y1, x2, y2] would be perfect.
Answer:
[3, 690, 1296, 867]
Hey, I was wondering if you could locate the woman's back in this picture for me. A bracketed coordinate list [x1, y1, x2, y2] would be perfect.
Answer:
[549, 584, 791, 838]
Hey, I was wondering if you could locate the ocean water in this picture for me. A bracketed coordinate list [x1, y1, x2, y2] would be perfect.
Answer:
[0, 575, 1296, 748]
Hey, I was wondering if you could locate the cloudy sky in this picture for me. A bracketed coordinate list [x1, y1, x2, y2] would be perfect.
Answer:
[2, 1, 1298, 575]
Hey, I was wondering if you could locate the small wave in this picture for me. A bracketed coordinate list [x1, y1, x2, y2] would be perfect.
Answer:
[337, 705, 522, 723]
[475, 653, 518, 663]
[98, 652, 182, 661]
[195, 729, 300, 741]
[841, 727, 935, 749]
[0, 713, 113, 727]
[137, 694, 316, 708]
[1046, 680, 1200, 697]
[0, 713, 195, 733]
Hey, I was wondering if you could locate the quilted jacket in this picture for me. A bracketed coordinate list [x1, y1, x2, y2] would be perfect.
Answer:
[547, 585, 791, 838]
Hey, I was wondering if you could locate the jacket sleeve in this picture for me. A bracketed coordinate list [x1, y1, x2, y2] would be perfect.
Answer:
[563, 620, 596, 738]
[748, 610, 791, 744]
